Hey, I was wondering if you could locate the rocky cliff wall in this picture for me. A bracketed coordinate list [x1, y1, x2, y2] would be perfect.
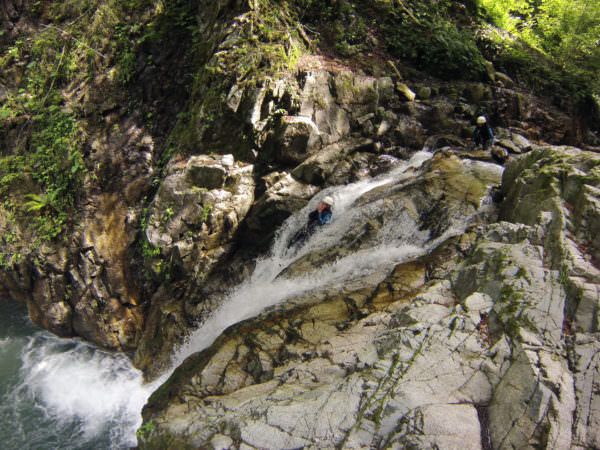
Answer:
[138, 146, 600, 449]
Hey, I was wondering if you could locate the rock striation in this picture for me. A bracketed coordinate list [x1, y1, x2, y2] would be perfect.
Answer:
[138, 146, 600, 449]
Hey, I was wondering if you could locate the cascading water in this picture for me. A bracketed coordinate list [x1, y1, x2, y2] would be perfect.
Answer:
[173, 150, 502, 365]
[0, 299, 159, 449]
[1, 150, 502, 449]
[172, 151, 434, 365]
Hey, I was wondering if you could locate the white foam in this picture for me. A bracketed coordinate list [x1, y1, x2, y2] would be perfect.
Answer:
[18, 334, 160, 447]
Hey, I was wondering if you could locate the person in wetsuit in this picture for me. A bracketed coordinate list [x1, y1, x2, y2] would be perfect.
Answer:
[289, 196, 334, 247]
[472, 116, 495, 151]
[472, 115, 508, 164]
[307, 196, 333, 231]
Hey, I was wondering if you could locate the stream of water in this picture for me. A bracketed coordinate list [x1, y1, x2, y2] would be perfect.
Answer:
[0, 152, 501, 449]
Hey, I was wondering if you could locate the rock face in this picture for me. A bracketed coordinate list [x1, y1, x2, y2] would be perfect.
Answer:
[0, 117, 156, 351]
[138, 146, 600, 449]
[133, 154, 255, 375]
[145, 154, 254, 278]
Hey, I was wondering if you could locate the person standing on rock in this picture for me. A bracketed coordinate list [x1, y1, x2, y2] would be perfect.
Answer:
[289, 196, 334, 247]
[472, 116, 495, 151]
[472, 116, 507, 164]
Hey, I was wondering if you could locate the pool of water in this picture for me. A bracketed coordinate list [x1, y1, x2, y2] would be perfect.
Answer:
[0, 298, 153, 450]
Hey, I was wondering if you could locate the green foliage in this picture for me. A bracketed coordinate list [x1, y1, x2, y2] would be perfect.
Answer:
[140, 205, 162, 258]
[0, 108, 86, 241]
[28, 112, 86, 240]
[23, 192, 57, 212]
[137, 420, 155, 440]
[477, 0, 600, 96]
[383, 18, 487, 80]
[298, 0, 486, 79]
[298, 0, 369, 56]
[0, 0, 168, 242]
[201, 205, 212, 223]
[477, 0, 531, 30]
[114, 24, 138, 85]
[0, 1, 97, 242]
[161, 205, 174, 226]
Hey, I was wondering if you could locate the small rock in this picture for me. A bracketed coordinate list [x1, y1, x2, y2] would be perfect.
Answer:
[396, 82, 416, 102]
[210, 434, 233, 450]
[417, 86, 432, 100]
[464, 292, 494, 315]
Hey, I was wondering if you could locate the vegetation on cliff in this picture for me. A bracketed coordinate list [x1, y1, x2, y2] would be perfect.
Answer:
[1, 0, 598, 252]
[477, 0, 600, 110]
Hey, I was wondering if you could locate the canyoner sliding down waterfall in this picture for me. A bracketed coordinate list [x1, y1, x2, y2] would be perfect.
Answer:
[288, 196, 334, 249]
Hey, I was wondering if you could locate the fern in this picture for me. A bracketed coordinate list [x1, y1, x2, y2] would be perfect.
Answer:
[23, 193, 50, 212]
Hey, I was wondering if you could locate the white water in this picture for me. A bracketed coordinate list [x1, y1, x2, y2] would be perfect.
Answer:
[4, 151, 501, 449]
[173, 151, 439, 365]
[0, 318, 161, 449]
[19, 336, 156, 442]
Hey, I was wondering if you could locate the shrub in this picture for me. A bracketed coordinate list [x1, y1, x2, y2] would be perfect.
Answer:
[383, 18, 487, 80]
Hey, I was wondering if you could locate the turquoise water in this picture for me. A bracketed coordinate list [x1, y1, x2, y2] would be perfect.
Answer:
[0, 298, 152, 450]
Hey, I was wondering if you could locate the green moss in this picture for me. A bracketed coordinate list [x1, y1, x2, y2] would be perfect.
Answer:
[138, 429, 194, 450]
[169, 0, 307, 159]
[136, 420, 155, 441]
[515, 266, 531, 283]
[494, 284, 540, 338]
[0, 108, 86, 242]
[0, 0, 165, 242]
[484, 248, 509, 272]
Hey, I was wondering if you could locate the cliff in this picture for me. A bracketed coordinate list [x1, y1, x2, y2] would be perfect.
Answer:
[1, 1, 599, 448]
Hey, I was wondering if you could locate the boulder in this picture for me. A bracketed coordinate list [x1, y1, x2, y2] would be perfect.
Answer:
[495, 71, 515, 88]
[145, 154, 254, 275]
[396, 82, 416, 102]
[417, 85, 432, 100]
[242, 172, 319, 248]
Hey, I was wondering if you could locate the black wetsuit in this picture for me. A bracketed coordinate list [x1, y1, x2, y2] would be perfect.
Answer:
[473, 125, 495, 150]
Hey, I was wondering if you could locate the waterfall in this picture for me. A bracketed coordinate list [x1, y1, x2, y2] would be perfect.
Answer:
[173, 151, 440, 366]
[2, 151, 502, 449]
